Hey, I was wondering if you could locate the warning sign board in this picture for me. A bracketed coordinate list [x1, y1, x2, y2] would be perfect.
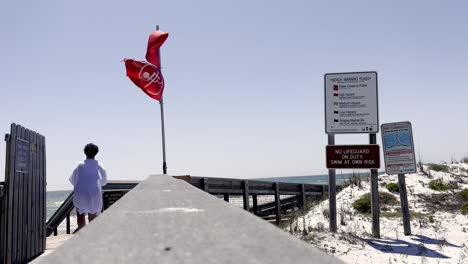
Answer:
[326, 145, 380, 169]
[325, 72, 379, 134]
[381, 122, 416, 175]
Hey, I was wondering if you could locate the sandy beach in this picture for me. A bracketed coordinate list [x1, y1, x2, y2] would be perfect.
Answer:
[284, 163, 468, 263]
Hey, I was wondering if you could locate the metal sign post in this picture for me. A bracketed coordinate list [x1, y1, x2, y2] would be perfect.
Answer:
[156, 25, 168, 175]
[324, 71, 380, 238]
[381, 121, 416, 236]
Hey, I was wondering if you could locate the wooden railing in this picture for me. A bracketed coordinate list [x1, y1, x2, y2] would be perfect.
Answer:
[46, 181, 139, 237]
[175, 176, 328, 224]
[46, 176, 330, 236]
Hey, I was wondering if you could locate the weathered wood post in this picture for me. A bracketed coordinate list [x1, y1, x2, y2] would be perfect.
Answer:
[328, 135, 337, 233]
[242, 181, 250, 211]
[369, 133, 380, 238]
[398, 174, 411, 235]
[201, 178, 208, 192]
[300, 184, 306, 209]
[274, 183, 281, 225]
[252, 194, 258, 215]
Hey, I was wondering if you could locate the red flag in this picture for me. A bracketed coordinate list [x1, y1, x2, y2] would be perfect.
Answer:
[124, 59, 165, 101]
[145, 30, 169, 67]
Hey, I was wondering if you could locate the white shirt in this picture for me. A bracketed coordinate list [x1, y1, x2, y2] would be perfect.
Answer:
[69, 159, 108, 214]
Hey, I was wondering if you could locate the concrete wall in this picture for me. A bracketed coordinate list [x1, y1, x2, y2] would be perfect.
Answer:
[32, 175, 342, 264]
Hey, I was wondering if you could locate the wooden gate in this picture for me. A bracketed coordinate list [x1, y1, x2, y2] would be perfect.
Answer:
[0, 124, 46, 264]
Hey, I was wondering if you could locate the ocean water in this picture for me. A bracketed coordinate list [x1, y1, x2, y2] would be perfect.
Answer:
[46, 190, 72, 221]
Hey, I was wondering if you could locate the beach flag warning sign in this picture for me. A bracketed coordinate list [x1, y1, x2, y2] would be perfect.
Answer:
[325, 72, 379, 134]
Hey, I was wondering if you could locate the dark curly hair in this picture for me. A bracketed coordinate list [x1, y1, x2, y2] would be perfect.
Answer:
[84, 143, 99, 159]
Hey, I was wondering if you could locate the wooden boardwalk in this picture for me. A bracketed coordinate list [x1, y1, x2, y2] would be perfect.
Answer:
[33, 175, 342, 264]
[32, 235, 73, 262]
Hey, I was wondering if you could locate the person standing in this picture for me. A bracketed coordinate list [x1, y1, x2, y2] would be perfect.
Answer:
[69, 143, 108, 231]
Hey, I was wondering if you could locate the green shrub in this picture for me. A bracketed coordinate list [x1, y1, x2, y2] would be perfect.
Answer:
[460, 189, 468, 201]
[428, 215, 435, 223]
[386, 182, 399, 193]
[352, 192, 399, 213]
[353, 195, 371, 213]
[461, 202, 468, 215]
[379, 192, 399, 206]
[428, 179, 458, 191]
[428, 164, 449, 172]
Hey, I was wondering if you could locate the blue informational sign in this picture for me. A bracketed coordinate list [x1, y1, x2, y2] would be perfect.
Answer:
[381, 122, 416, 175]
[16, 138, 30, 173]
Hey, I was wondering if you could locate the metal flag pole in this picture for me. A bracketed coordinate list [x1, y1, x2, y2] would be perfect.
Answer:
[156, 25, 167, 174]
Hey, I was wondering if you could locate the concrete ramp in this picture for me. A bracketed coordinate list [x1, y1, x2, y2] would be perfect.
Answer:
[32, 175, 341, 264]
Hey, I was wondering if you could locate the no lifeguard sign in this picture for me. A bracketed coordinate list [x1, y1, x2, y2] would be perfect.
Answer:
[326, 145, 380, 169]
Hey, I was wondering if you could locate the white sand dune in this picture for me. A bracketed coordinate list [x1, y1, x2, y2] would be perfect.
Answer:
[287, 163, 468, 264]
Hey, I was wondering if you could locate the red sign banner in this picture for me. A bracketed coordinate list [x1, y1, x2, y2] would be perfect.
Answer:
[326, 145, 380, 169]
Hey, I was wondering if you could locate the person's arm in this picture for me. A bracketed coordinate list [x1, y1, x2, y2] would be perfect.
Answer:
[98, 163, 108, 186]
[69, 167, 78, 186]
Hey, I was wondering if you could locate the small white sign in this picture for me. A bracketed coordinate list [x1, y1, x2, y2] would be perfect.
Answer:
[325, 72, 379, 134]
[381, 121, 417, 175]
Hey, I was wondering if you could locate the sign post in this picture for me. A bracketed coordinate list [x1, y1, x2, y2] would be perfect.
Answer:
[381, 121, 416, 236]
[327, 134, 337, 233]
[324, 71, 380, 237]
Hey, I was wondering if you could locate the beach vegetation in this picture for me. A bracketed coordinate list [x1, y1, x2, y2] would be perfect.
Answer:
[352, 192, 398, 213]
[418, 160, 426, 174]
[460, 189, 468, 201]
[386, 182, 399, 193]
[379, 210, 427, 220]
[427, 163, 449, 172]
[322, 207, 330, 219]
[343, 173, 363, 189]
[428, 179, 458, 191]
[461, 202, 468, 215]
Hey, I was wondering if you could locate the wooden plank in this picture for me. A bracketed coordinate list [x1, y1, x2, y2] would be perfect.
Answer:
[274, 183, 281, 225]
[20, 128, 30, 262]
[5, 125, 16, 264]
[0, 184, 4, 264]
[40, 135, 47, 253]
[26, 131, 33, 260]
[25, 129, 32, 261]
[1, 132, 11, 264]
[242, 181, 249, 211]
[31, 132, 38, 258]
[16, 126, 26, 263]
[9, 124, 19, 264]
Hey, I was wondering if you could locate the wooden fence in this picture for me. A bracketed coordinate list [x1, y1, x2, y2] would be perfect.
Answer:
[0, 124, 46, 264]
